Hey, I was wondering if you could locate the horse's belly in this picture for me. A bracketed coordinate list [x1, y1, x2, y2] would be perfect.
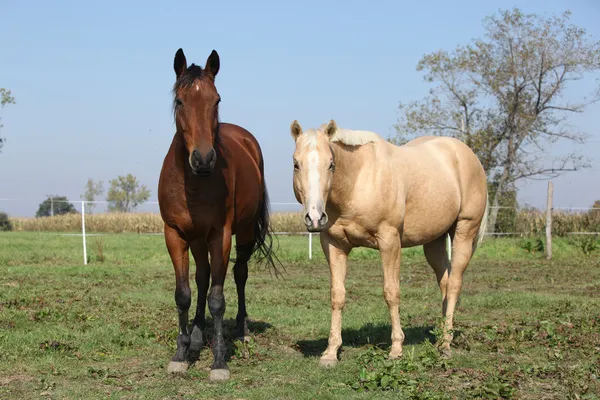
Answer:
[400, 206, 458, 247]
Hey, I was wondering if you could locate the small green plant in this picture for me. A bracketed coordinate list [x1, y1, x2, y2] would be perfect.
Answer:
[0, 212, 12, 231]
[518, 237, 544, 254]
[94, 237, 105, 263]
[569, 235, 599, 256]
[349, 344, 448, 397]
[472, 375, 515, 399]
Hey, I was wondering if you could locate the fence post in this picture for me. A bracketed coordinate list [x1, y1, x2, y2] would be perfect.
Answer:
[545, 181, 553, 260]
[81, 201, 87, 265]
[308, 233, 313, 260]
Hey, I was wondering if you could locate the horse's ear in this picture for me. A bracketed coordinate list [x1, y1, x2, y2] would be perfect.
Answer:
[325, 119, 337, 139]
[205, 50, 220, 79]
[174, 48, 187, 78]
[290, 120, 303, 142]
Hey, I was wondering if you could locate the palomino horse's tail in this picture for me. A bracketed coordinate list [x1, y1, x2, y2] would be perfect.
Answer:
[473, 192, 489, 254]
[251, 182, 284, 278]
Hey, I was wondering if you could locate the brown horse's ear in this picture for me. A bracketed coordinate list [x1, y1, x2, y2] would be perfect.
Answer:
[324, 119, 337, 139]
[290, 120, 303, 142]
[174, 48, 187, 78]
[205, 50, 220, 79]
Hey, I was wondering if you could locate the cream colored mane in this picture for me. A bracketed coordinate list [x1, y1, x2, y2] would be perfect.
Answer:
[304, 123, 382, 147]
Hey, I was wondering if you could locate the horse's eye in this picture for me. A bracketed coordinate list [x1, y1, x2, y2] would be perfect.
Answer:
[174, 98, 183, 107]
[293, 161, 300, 171]
[329, 162, 335, 171]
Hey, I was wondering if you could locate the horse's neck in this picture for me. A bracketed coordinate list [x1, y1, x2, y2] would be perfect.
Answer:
[328, 143, 365, 211]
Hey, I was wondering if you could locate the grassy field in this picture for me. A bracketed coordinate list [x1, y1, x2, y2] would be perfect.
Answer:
[0, 232, 599, 399]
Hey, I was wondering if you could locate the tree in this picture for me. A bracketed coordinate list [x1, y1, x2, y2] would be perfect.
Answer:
[392, 8, 600, 232]
[81, 178, 104, 213]
[106, 174, 151, 213]
[0, 88, 16, 152]
[0, 212, 12, 231]
[36, 196, 77, 218]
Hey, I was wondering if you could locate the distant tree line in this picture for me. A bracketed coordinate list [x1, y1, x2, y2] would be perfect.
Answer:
[34, 174, 151, 217]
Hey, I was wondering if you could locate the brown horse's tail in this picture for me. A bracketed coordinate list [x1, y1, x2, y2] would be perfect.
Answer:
[251, 182, 284, 278]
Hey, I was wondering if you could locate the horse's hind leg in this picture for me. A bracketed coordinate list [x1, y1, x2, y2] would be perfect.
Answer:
[439, 221, 478, 355]
[164, 225, 191, 374]
[189, 240, 210, 361]
[423, 234, 451, 349]
[233, 226, 254, 343]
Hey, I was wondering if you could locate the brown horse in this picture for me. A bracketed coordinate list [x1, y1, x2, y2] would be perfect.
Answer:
[158, 48, 277, 381]
[289, 120, 488, 366]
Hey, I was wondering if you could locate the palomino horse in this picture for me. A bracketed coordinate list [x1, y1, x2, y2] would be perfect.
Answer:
[289, 120, 488, 365]
[158, 48, 278, 381]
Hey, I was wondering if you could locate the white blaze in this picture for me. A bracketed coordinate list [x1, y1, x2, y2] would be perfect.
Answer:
[307, 150, 321, 228]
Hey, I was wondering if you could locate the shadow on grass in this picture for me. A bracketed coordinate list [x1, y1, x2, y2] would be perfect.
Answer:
[189, 318, 273, 362]
[295, 322, 436, 357]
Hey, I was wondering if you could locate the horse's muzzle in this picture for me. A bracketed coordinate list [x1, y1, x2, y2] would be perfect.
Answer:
[304, 212, 328, 232]
[190, 148, 217, 177]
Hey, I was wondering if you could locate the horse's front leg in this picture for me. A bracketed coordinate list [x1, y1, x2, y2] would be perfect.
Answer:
[207, 227, 233, 381]
[379, 228, 404, 359]
[164, 225, 192, 374]
[319, 233, 350, 367]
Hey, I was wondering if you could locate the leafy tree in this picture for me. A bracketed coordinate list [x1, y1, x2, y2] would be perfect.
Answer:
[392, 8, 600, 231]
[0, 88, 16, 152]
[106, 174, 150, 213]
[81, 178, 104, 213]
[0, 212, 12, 231]
[36, 196, 77, 218]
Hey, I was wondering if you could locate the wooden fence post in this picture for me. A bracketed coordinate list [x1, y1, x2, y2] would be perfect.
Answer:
[545, 181, 554, 260]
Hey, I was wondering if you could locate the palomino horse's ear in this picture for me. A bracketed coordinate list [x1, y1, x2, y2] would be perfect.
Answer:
[290, 120, 303, 142]
[174, 48, 187, 78]
[205, 50, 220, 79]
[324, 119, 337, 139]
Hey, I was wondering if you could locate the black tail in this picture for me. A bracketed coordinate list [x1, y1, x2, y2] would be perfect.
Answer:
[251, 183, 284, 278]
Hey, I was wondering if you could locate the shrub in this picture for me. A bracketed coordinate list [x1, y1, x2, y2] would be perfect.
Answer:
[0, 212, 12, 231]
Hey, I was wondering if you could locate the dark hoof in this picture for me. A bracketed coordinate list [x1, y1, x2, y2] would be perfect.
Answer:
[209, 368, 230, 381]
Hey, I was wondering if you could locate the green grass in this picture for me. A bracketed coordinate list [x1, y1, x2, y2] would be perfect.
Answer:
[0, 232, 599, 399]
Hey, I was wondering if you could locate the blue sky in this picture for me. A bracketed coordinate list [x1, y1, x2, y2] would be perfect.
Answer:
[1, 0, 599, 217]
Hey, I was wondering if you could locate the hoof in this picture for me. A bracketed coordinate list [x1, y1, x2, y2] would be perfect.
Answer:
[167, 361, 189, 374]
[319, 358, 338, 368]
[237, 336, 251, 343]
[440, 347, 452, 359]
[209, 368, 230, 381]
[388, 351, 403, 360]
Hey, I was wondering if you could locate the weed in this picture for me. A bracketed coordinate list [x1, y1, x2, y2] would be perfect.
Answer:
[518, 237, 544, 254]
[94, 237, 105, 263]
[569, 234, 599, 256]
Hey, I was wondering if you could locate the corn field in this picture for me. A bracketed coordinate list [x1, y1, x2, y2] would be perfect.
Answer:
[8, 212, 306, 234]
[7, 209, 600, 236]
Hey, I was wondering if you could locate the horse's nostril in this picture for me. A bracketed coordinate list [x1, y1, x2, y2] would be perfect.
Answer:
[304, 213, 312, 225]
[206, 148, 216, 164]
[319, 213, 328, 225]
[191, 150, 201, 164]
